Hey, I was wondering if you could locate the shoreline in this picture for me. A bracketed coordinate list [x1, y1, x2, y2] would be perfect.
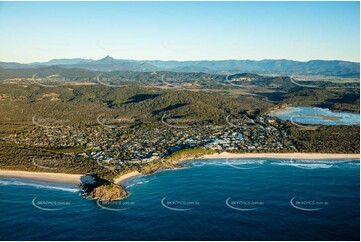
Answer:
[0, 152, 359, 186]
[114, 171, 141, 186]
[0, 170, 82, 185]
[198, 152, 360, 160]
[117, 152, 360, 185]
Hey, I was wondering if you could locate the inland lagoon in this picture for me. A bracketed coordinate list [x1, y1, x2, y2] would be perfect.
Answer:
[269, 107, 360, 125]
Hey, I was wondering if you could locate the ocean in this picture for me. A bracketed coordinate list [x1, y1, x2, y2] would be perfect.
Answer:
[0, 158, 359, 241]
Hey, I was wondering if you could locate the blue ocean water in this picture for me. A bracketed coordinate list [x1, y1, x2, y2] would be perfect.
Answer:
[0, 158, 359, 241]
[269, 107, 360, 125]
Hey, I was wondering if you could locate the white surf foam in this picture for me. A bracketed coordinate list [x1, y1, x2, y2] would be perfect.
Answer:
[271, 161, 333, 169]
[0, 179, 80, 193]
[188, 159, 266, 167]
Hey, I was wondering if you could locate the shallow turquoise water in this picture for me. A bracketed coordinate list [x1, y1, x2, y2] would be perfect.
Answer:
[269, 107, 360, 125]
[0, 158, 359, 240]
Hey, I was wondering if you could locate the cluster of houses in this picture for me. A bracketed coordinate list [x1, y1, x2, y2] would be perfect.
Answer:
[5, 115, 296, 167]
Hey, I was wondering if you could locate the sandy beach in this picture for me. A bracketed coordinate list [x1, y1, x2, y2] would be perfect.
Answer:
[0, 170, 82, 185]
[114, 171, 141, 186]
[0, 153, 359, 185]
[199, 152, 360, 160]
[115, 152, 359, 184]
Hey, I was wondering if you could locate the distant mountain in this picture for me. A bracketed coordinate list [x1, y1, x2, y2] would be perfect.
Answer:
[148, 59, 360, 77]
[0, 56, 359, 77]
[35, 58, 93, 66]
[169, 65, 214, 73]
[95, 55, 117, 64]
[0, 61, 32, 69]
[0, 66, 96, 82]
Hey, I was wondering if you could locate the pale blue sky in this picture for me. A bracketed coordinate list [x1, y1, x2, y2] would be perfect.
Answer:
[0, 1, 359, 63]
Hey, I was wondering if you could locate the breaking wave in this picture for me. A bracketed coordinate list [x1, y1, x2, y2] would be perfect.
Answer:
[271, 159, 359, 169]
[272, 162, 333, 169]
[0, 179, 80, 193]
[187, 159, 266, 167]
[186, 158, 359, 169]
[125, 178, 149, 189]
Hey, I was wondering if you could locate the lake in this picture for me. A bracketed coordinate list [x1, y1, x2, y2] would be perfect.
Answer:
[269, 107, 360, 125]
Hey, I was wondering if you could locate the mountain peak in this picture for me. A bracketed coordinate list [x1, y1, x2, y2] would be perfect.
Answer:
[96, 55, 116, 63]
[101, 55, 114, 60]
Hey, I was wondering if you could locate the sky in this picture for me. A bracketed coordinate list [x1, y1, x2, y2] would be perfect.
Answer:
[0, 1, 359, 63]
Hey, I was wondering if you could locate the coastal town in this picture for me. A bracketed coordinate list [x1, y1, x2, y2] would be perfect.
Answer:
[4, 115, 297, 169]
